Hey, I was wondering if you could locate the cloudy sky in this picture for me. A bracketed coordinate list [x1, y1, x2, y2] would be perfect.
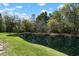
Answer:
[0, 3, 63, 19]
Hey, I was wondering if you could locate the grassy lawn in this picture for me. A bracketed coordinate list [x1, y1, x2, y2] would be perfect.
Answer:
[0, 33, 68, 56]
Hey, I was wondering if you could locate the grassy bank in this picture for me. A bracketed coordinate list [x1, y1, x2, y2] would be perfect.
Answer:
[0, 33, 67, 56]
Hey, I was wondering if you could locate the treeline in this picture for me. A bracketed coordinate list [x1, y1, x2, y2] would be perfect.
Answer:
[0, 3, 79, 33]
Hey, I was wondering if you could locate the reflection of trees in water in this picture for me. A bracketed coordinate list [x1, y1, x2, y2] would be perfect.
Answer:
[22, 34, 79, 56]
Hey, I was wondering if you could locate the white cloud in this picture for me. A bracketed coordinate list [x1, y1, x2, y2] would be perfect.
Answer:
[0, 8, 29, 19]
[20, 13, 30, 19]
[16, 6, 23, 8]
[0, 8, 14, 16]
[0, 8, 16, 16]
[40, 9, 52, 14]
[38, 3, 46, 6]
[8, 11, 14, 15]
[14, 12, 30, 20]
[0, 10, 14, 16]
[41, 10, 47, 12]
[57, 4, 64, 9]
[3, 3, 9, 6]
[47, 8, 52, 13]
[4, 8, 15, 11]
[0, 5, 22, 15]
[21, 13, 26, 15]
[49, 8, 52, 10]
[48, 11, 52, 13]
[14, 12, 19, 15]
[0, 10, 3, 13]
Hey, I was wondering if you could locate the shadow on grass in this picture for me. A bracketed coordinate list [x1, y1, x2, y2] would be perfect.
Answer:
[7, 33, 20, 37]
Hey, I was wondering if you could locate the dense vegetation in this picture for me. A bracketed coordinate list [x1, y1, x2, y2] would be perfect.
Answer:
[0, 3, 79, 33]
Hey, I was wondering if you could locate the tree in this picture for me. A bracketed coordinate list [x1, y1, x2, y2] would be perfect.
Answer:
[47, 3, 79, 33]
[47, 19, 61, 33]
[36, 12, 49, 23]
[60, 3, 79, 32]
[4, 15, 15, 32]
[60, 20, 75, 33]
[13, 20, 21, 33]
[31, 14, 36, 21]
[51, 10, 63, 22]
[0, 13, 3, 32]
[35, 12, 49, 32]
[22, 19, 33, 32]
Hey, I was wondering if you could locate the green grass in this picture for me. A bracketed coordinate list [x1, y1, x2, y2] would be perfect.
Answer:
[0, 33, 68, 56]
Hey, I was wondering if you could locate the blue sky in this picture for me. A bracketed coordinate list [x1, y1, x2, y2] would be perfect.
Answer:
[0, 3, 63, 19]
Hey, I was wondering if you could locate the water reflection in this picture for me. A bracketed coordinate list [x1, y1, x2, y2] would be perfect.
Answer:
[21, 34, 79, 56]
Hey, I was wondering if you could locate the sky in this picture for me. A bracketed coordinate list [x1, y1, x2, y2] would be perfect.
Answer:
[0, 3, 63, 20]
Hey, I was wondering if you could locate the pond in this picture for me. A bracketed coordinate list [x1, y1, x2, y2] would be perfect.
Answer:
[20, 34, 79, 56]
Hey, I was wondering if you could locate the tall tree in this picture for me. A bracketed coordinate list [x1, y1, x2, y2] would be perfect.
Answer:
[36, 12, 49, 23]
[60, 3, 79, 32]
[51, 10, 62, 22]
[22, 19, 33, 32]
[0, 13, 3, 32]
[35, 12, 49, 32]
[31, 14, 36, 21]
[4, 15, 15, 32]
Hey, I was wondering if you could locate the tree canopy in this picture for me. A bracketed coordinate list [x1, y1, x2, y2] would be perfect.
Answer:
[0, 3, 79, 33]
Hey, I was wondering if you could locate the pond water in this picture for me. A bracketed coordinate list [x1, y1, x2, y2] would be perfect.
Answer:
[21, 34, 79, 56]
